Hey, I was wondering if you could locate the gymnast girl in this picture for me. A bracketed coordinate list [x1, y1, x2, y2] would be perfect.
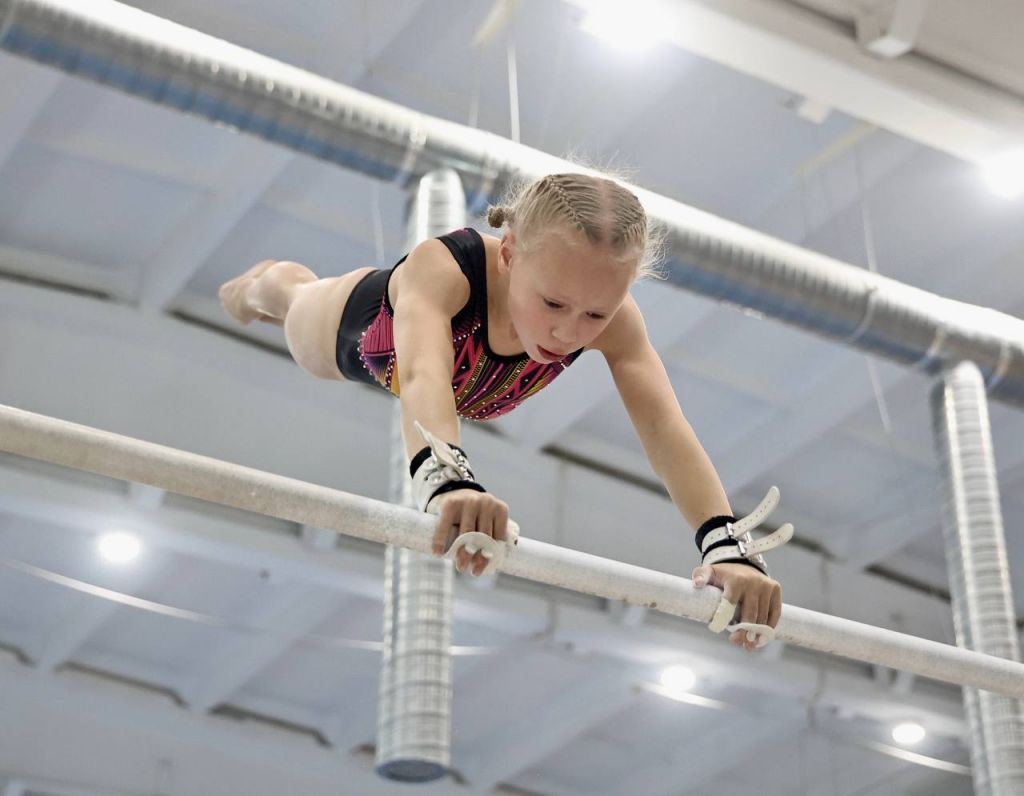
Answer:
[219, 172, 791, 652]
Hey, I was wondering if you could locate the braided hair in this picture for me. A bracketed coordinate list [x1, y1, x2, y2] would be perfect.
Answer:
[486, 173, 663, 280]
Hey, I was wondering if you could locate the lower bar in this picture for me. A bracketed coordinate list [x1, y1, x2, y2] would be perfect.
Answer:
[1, 403, 1022, 698]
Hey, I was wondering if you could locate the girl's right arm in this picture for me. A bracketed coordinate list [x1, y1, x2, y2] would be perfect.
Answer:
[391, 239, 510, 575]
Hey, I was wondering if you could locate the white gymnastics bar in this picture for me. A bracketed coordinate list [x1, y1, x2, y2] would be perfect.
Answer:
[1, 402, 1022, 699]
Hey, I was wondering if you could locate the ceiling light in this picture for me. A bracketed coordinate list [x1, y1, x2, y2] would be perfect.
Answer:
[659, 664, 696, 693]
[98, 531, 141, 564]
[891, 721, 926, 746]
[981, 150, 1024, 199]
[581, 4, 661, 52]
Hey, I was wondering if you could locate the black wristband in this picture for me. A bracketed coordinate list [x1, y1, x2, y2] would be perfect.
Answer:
[409, 443, 470, 478]
[695, 514, 737, 553]
[429, 480, 487, 502]
[709, 556, 768, 576]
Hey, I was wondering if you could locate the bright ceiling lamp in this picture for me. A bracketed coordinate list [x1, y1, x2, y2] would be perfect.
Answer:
[891, 721, 926, 746]
[98, 531, 141, 564]
[981, 150, 1024, 199]
[659, 664, 696, 694]
[581, 2, 661, 52]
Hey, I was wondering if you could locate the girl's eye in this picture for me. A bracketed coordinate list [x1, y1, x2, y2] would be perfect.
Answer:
[588, 313, 606, 321]
[543, 299, 562, 309]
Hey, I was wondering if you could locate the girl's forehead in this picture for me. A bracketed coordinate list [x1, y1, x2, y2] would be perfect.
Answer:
[526, 245, 633, 307]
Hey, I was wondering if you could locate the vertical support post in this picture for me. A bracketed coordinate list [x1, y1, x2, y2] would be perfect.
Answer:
[375, 169, 467, 782]
[931, 360, 1024, 796]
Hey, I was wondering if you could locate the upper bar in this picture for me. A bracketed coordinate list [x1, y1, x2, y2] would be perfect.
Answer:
[0, 402, 1022, 698]
[1, 0, 1023, 406]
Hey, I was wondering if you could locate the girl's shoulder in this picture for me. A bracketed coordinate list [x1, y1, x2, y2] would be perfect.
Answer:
[391, 238, 472, 319]
[587, 293, 646, 359]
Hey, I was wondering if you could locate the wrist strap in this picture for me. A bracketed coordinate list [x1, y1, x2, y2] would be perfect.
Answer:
[696, 488, 794, 576]
[409, 421, 486, 512]
[695, 514, 737, 552]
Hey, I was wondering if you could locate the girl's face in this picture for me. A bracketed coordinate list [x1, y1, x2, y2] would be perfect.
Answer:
[498, 229, 636, 363]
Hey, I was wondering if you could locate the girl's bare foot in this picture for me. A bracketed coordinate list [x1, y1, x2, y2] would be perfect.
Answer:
[219, 260, 279, 325]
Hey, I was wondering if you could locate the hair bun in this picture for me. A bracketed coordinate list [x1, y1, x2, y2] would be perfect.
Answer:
[487, 206, 509, 227]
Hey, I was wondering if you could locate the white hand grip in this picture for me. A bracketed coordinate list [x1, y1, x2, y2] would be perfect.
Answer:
[446, 527, 518, 575]
[707, 595, 776, 648]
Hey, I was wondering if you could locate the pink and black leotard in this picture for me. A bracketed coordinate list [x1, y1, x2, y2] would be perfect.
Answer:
[335, 227, 583, 421]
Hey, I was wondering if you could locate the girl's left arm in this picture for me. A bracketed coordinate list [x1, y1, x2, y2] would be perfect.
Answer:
[595, 296, 782, 652]
[596, 295, 731, 528]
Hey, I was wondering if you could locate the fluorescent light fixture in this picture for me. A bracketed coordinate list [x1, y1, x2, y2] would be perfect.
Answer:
[891, 721, 926, 746]
[581, 3, 661, 52]
[98, 531, 141, 564]
[981, 150, 1024, 199]
[659, 664, 696, 693]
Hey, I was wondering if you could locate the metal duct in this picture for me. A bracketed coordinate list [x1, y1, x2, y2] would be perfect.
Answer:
[376, 169, 466, 782]
[931, 361, 1024, 795]
[1, 0, 1023, 405]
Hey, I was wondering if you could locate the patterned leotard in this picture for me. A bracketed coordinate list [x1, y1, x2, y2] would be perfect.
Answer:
[335, 228, 584, 421]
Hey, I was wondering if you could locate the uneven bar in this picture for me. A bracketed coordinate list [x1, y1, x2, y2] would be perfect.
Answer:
[1, 403, 1022, 698]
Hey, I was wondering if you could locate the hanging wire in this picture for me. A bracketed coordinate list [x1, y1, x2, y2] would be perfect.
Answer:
[536, 8, 570, 152]
[855, 140, 894, 436]
[467, 59, 481, 130]
[854, 143, 932, 562]
[370, 181, 386, 269]
[0, 554, 514, 657]
[467, 22, 483, 131]
[506, 37, 521, 144]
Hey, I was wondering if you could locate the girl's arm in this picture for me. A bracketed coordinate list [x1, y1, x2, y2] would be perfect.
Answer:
[594, 295, 782, 652]
[391, 239, 469, 457]
[595, 295, 731, 527]
[391, 240, 510, 575]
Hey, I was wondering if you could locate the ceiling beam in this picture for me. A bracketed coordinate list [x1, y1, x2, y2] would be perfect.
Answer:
[0, 654, 400, 796]
[458, 661, 635, 790]
[134, 0, 433, 313]
[135, 139, 292, 312]
[562, 0, 1024, 165]
[0, 776, 138, 796]
[0, 245, 133, 300]
[0, 55, 61, 170]
[178, 585, 346, 713]
[29, 560, 166, 673]
[226, 692, 373, 752]
[601, 711, 805, 796]
[856, 0, 930, 60]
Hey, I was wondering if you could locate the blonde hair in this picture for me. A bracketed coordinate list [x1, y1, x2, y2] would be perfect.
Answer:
[486, 173, 664, 281]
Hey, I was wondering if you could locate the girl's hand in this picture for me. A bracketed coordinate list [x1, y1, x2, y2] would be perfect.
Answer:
[691, 562, 782, 652]
[430, 489, 510, 576]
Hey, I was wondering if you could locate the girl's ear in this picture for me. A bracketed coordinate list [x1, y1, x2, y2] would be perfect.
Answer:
[498, 232, 515, 275]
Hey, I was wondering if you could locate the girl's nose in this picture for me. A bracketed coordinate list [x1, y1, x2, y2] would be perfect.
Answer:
[552, 323, 576, 344]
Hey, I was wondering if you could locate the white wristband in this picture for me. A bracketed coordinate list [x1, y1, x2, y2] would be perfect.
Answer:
[410, 421, 482, 512]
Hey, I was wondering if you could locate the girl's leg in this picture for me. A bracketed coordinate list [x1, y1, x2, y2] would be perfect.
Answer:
[219, 260, 375, 381]
[218, 260, 315, 326]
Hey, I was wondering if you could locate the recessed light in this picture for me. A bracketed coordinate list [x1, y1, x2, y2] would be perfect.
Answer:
[659, 664, 696, 693]
[892, 721, 926, 745]
[582, 4, 660, 53]
[981, 150, 1024, 199]
[98, 531, 141, 564]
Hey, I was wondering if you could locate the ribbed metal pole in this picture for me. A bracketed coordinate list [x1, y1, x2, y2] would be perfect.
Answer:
[931, 361, 1024, 795]
[375, 169, 466, 782]
[2, 0, 1024, 405]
